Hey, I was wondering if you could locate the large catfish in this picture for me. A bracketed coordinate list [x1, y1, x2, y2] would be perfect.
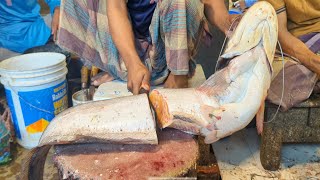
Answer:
[149, 1, 278, 143]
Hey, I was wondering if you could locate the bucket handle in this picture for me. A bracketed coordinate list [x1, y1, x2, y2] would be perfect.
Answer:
[5, 81, 68, 115]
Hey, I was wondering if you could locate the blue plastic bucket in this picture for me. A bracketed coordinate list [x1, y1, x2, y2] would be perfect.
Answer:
[0, 53, 68, 149]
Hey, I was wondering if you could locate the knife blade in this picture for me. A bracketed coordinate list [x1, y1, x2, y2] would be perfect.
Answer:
[81, 66, 89, 100]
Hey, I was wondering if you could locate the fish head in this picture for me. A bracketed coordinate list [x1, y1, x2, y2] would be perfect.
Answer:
[221, 1, 278, 71]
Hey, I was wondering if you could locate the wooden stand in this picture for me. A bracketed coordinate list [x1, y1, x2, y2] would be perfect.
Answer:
[261, 94, 320, 171]
[195, 136, 220, 179]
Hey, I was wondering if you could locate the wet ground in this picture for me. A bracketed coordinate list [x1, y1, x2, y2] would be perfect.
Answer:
[0, 144, 58, 179]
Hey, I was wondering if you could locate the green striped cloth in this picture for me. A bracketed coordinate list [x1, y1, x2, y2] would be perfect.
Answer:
[0, 120, 11, 165]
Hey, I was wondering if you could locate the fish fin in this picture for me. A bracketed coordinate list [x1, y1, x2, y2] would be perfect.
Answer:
[200, 127, 218, 144]
[204, 131, 219, 144]
[197, 70, 230, 99]
[256, 101, 265, 135]
[169, 119, 201, 135]
[200, 104, 222, 124]
[262, 21, 277, 72]
[20, 145, 51, 180]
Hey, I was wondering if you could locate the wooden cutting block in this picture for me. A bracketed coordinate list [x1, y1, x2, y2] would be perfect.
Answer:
[53, 129, 199, 179]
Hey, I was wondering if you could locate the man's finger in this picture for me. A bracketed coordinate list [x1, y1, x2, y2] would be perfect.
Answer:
[139, 87, 149, 94]
[52, 26, 57, 41]
[53, 33, 56, 41]
[132, 81, 141, 95]
[127, 82, 133, 93]
[141, 74, 151, 90]
[91, 72, 114, 86]
[139, 74, 150, 94]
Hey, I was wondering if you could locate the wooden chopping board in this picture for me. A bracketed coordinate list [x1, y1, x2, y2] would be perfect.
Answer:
[53, 129, 199, 179]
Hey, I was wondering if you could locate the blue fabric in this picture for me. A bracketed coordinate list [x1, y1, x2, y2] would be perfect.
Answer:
[229, 9, 242, 14]
[127, 0, 157, 38]
[245, 0, 257, 8]
[0, 0, 60, 53]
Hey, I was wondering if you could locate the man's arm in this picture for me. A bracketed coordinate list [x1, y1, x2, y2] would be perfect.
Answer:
[44, 0, 61, 40]
[107, 0, 150, 94]
[202, 0, 232, 34]
[277, 11, 320, 75]
[44, 0, 60, 15]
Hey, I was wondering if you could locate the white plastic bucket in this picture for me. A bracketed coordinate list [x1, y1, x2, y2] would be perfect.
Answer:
[72, 89, 93, 106]
[0, 53, 68, 149]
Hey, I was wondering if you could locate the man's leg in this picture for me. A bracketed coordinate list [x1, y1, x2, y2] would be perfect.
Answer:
[149, 0, 205, 87]
[57, 0, 127, 82]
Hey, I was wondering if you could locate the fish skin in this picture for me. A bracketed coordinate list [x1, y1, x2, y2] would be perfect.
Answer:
[38, 94, 158, 146]
[201, 45, 272, 143]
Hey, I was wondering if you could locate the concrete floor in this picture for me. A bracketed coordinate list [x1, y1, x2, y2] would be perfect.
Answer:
[213, 128, 320, 179]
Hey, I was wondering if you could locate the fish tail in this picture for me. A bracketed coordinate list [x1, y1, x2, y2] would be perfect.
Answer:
[20, 145, 52, 180]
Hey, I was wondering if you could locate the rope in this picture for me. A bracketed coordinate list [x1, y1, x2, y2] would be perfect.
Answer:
[264, 40, 285, 124]
[215, 15, 242, 72]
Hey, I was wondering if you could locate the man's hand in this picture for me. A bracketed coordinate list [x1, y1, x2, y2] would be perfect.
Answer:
[127, 62, 151, 95]
[164, 74, 188, 89]
[107, 0, 151, 94]
[51, 7, 60, 41]
[203, 0, 230, 35]
[225, 14, 241, 37]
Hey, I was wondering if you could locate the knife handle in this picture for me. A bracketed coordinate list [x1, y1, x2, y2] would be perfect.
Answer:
[139, 83, 150, 94]
[81, 66, 89, 89]
[91, 66, 99, 78]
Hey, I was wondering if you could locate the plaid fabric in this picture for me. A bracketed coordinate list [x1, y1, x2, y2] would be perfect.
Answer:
[57, 0, 204, 85]
[267, 32, 320, 111]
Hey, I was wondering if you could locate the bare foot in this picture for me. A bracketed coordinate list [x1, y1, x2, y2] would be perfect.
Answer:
[164, 73, 188, 88]
[91, 72, 114, 86]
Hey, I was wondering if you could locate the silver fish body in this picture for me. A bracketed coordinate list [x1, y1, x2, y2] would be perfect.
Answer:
[150, 1, 278, 143]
